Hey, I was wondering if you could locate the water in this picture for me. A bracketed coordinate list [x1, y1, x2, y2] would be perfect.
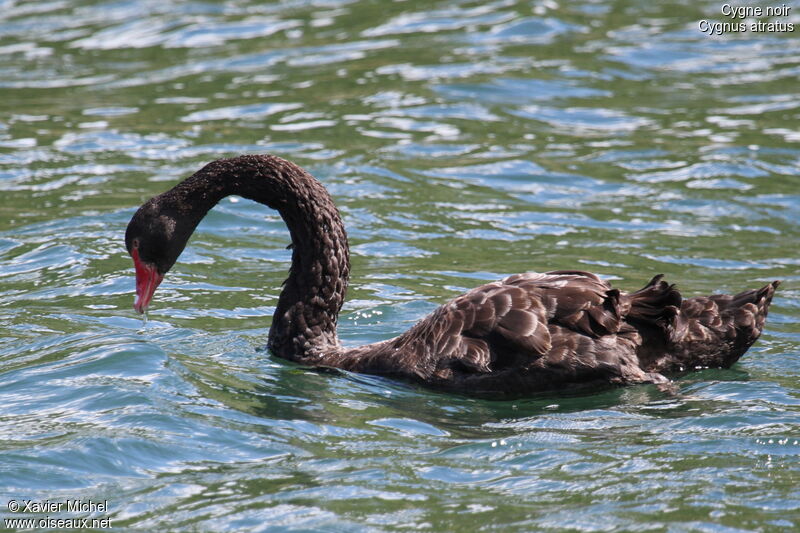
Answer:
[1, 0, 799, 530]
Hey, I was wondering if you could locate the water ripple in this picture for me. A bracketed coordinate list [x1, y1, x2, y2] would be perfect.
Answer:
[0, 0, 798, 531]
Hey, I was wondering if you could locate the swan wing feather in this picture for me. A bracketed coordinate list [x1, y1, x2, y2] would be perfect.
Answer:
[399, 271, 633, 377]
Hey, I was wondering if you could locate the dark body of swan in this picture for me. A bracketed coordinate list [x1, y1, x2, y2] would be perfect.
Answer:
[125, 155, 779, 398]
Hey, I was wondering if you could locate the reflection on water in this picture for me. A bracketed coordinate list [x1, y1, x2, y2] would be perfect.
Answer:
[0, 0, 798, 530]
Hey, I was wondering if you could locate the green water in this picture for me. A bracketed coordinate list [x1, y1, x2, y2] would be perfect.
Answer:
[1, 0, 798, 530]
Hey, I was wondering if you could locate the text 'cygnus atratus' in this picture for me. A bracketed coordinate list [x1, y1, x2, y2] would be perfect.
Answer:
[125, 155, 779, 398]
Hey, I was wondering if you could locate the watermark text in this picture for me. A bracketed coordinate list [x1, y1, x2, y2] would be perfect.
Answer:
[5, 500, 111, 530]
[699, 3, 794, 35]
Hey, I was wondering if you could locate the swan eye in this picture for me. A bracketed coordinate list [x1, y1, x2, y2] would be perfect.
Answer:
[132, 238, 140, 249]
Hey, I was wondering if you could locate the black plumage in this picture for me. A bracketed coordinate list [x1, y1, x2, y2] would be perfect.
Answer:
[125, 155, 780, 398]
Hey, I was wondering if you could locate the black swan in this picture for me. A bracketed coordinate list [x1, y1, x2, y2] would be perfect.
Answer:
[125, 155, 779, 397]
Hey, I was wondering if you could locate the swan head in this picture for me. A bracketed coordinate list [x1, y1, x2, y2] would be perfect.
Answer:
[125, 199, 191, 314]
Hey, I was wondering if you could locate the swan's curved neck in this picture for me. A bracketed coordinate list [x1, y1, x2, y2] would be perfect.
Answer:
[180, 155, 350, 360]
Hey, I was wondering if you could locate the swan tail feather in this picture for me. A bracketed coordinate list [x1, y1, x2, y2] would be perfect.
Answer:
[625, 274, 682, 330]
[654, 280, 780, 371]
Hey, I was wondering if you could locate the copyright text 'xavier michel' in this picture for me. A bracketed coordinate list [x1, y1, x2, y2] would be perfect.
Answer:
[4, 499, 112, 530]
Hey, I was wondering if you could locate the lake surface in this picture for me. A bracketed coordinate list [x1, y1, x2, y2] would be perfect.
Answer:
[1, 0, 799, 530]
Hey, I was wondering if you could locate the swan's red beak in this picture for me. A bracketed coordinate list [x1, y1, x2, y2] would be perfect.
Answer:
[131, 247, 164, 314]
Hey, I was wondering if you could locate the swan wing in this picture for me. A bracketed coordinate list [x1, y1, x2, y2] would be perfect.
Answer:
[398, 271, 629, 377]
[504, 270, 625, 337]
